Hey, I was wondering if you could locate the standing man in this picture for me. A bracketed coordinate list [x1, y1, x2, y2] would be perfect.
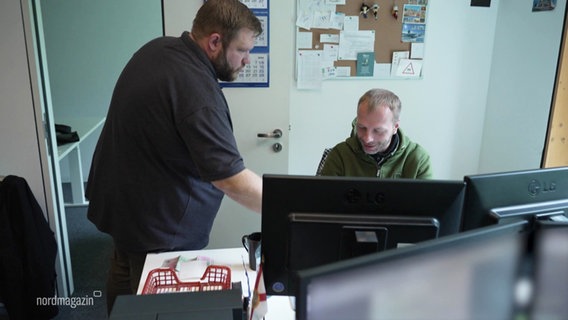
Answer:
[320, 88, 432, 179]
[85, 0, 263, 311]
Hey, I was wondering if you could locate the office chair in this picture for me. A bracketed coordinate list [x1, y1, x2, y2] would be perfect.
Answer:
[316, 148, 332, 176]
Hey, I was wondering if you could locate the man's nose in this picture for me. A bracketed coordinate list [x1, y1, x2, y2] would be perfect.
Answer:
[361, 132, 373, 143]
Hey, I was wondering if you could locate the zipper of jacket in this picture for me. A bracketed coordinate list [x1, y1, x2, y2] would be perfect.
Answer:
[374, 136, 403, 177]
[375, 158, 388, 177]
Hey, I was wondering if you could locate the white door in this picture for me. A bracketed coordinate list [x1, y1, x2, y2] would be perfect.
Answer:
[163, 1, 293, 249]
[208, 90, 289, 249]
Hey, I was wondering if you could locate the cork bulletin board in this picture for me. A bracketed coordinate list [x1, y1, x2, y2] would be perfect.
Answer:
[295, 0, 428, 87]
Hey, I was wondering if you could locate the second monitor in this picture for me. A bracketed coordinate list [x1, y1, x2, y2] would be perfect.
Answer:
[261, 174, 466, 296]
[462, 167, 568, 231]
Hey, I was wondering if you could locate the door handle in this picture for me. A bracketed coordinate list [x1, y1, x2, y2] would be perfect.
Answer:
[257, 129, 282, 138]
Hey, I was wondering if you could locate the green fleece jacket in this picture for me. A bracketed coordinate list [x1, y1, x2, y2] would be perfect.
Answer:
[320, 128, 433, 179]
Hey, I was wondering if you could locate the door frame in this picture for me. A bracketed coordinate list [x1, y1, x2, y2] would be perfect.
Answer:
[21, 0, 74, 297]
[543, 5, 568, 168]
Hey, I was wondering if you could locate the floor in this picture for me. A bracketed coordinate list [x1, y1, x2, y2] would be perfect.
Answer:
[53, 199, 112, 319]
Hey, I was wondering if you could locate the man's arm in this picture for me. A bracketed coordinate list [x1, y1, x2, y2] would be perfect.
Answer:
[416, 155, 433, 179]
[319, 147, 343, 176]
[212, 168, 263, 213]
[414, 146, 433, 179]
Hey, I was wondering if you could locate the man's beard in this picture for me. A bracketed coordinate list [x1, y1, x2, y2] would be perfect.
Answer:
[214, 51, 241, 82]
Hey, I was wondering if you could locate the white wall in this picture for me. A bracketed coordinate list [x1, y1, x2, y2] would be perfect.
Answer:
[480, 0, 567, 173]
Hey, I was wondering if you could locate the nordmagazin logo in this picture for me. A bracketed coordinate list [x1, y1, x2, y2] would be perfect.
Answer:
[36, 290, 101, 309]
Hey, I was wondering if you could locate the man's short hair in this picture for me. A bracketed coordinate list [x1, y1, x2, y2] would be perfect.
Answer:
[191, 0, 263, 49]
[358, 88, 402, 122]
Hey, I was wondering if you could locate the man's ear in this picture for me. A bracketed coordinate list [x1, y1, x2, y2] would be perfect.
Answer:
[207, 33, 223, 54]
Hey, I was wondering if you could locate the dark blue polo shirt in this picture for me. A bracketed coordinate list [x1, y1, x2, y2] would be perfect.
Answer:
[86, 32, 245, 252]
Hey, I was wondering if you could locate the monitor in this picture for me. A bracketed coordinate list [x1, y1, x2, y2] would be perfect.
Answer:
[261, 174, 466, 296]
[462, 167, 568, 231]
[295, 220, 529, 320]
[528, 220, 568, 319]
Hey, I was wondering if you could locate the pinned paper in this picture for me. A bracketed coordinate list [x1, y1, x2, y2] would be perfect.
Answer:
[411, 43, 425, 59]
[374, 63, 392, 78]
[336, 66, 351, 77]
[320, 34, 340, 43]
[323, 44, 339, 62]
[338, 30, 375, 60]
[391, 51, 409, 75]
[297, 50, 324, 90]
[395, 59, 423, 78]
[356, 52, 374, 77]
[297, 32, 313, 49]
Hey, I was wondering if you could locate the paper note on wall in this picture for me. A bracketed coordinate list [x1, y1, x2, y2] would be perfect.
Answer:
[297, 32, 313, 49]
[395, 59, 423, 78]
[336, 66, 351, 77]
[391, 51, 409, 76]
[338, 30, 375, 60]
[374, 63, 392, 78]
[411, 43, 425, 59]
[297, 50, 323, 90]
[320, 34, 340, 43]
[343, 16, 359, 31]
[323, 44, 339, 64]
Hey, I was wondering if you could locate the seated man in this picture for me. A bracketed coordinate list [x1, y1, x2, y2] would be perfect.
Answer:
[320, 88, 432, 179]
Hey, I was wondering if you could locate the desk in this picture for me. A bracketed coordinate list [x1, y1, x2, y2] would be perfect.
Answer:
[138, 247, 295, 320]
[56, 117, 105, 206]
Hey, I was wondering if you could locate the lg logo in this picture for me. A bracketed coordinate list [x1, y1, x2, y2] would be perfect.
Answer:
[528, 179, 556, 197]
[345, 188, 386, 204]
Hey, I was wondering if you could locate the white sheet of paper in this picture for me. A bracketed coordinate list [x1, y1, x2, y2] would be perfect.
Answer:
[322, 66, 337, 79]
[411, 43, 425, 59]
[323, 44, 339, 62]
[296, 10, 314, 29]
[343, 16, 359, 31]
[374, 63, 392, 78]
[320, 33, 340, 43]
[336, 66, 351, 77]
[338, 30, 375, 60]
[297, 31, 313, 49]
[391, 51, 410, 75]
[312, 8, 334, 29]
[395, 59, 423, 78]
[329, 12, 345, 30]
[178, 260, 209, 280]
[297, 50, 323, 90]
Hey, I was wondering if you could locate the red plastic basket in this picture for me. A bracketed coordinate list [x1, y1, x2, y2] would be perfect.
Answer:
[141, 265, 231, 294]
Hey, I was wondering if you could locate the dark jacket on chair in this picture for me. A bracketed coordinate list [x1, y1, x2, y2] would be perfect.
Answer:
[0, 175, 59, 319]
